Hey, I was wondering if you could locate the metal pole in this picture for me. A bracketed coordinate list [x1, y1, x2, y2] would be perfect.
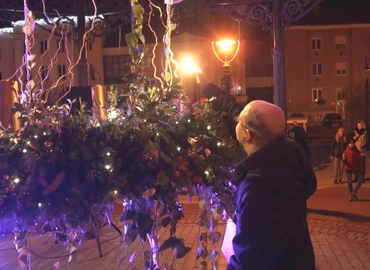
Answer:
[272, 0, 286, 114]
[222, 64, 232, 93]
[366, 77, 369, 126]
[77, 0, 88, 86]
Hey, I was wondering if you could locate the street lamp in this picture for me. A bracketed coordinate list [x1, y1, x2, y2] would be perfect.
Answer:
[211, 39, 240, 92]
[359, 56, 370, 126]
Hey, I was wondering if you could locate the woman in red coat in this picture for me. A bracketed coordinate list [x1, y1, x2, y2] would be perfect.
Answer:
[343, 139, 365, 201]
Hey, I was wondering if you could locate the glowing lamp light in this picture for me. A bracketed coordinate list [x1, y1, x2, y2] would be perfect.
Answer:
[215, 40, 237, 53]
[14, 178, 20, 184]
[212, 39, 240, 67]
[181, 56, 201, 74]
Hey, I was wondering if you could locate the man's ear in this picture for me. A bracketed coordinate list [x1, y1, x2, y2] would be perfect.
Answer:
[244, 129, 253, 142]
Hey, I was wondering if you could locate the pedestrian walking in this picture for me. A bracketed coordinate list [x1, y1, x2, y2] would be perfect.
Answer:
[343, 139, 364, 201]
[330, 127, 346, 184]
[353, 120, 367, 182]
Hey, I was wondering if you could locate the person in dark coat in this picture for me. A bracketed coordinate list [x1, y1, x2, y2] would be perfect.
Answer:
[287, 124, 310, 160]
[197, 71, 317, 269]
[343, 139, 364, 201]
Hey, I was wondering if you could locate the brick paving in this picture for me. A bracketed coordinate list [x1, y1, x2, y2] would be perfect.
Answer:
[1, 162, 370, 269]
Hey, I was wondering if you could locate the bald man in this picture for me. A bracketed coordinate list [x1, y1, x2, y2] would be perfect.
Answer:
[227, 100, 317, 270]
[195, 70, 317, 269]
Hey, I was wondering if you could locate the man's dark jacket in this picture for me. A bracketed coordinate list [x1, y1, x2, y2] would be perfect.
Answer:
[227, 136, 317, 270]
[203, 82, 317, 269]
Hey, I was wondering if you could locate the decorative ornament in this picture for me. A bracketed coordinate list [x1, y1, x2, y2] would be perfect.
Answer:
[143, 143, 159, 163]
[44, 141, 53, 148]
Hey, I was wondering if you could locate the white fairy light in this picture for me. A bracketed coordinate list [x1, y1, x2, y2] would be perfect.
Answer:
[175, 121, 179, 125]
[14, 178, 20, 184]
[105, 164, 111, 170]
[187, 119, 191, 123]
[22, 149, 27, 153]
[106, 152, 111, 156]
[38, 203, 42, 208]
[108, 110, 118, 120]
[207, 125, 211, 130]
[177, 146, 181, 151]
[217, 142, 222, 146]
[113, 190, 118, 195]
[205, 170, 209, 175]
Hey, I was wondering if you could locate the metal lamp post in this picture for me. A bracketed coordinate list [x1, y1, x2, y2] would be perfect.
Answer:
[211, 39, 240, 92]
[360, 57, 370, 126]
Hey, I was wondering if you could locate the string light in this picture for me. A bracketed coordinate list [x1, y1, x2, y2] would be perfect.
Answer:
[187, 119, 191, 123]
[38, 203, 42, 208]
[217, 142, 222, 147]
[22, 149, 27, 153]
[14, 178, 20, 184]
[106, 152, 111, 156]
[207, 125, 211, 130]
[105, 164, 111, 170]
[113, 190, 118, 195]
[204, 170, 209, 175]
[176, 146, 181, 151]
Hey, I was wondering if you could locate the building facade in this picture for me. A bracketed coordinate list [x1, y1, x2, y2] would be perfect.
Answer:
[285, 24, 370, 118]
[1, 18, 369, 118]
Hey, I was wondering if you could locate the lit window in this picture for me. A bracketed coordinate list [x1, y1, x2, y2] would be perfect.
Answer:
[312, 88, 322, 102]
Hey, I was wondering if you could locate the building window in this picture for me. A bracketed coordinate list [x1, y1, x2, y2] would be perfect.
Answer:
[58, 65, 66, 78]
[335, 62, 346, 76]
[87, 41, 93, 52]
[335, 36, 346, 51]
[312, 88, 322, 101]
[41, 66, 48, 80]
[336, 87, 344, 100]
[103, 55, 132, 84]
[40, 40, 48, 54]
[311, 37, 322, 50]
[312, 63, 322, 76]
[57, 39, 65, 52]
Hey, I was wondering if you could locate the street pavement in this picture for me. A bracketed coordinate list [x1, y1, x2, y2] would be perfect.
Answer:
[1, 160, 370, 269]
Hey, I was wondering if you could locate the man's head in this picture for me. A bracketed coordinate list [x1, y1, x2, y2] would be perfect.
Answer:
[235, 100, 286, 155]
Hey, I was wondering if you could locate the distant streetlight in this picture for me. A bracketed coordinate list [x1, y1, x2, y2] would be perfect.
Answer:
[211, 39, 240, 92]
[359, 56, 370, 126]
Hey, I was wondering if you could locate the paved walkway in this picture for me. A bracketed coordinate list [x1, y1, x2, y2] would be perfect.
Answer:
[1, 161, 370, 269]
